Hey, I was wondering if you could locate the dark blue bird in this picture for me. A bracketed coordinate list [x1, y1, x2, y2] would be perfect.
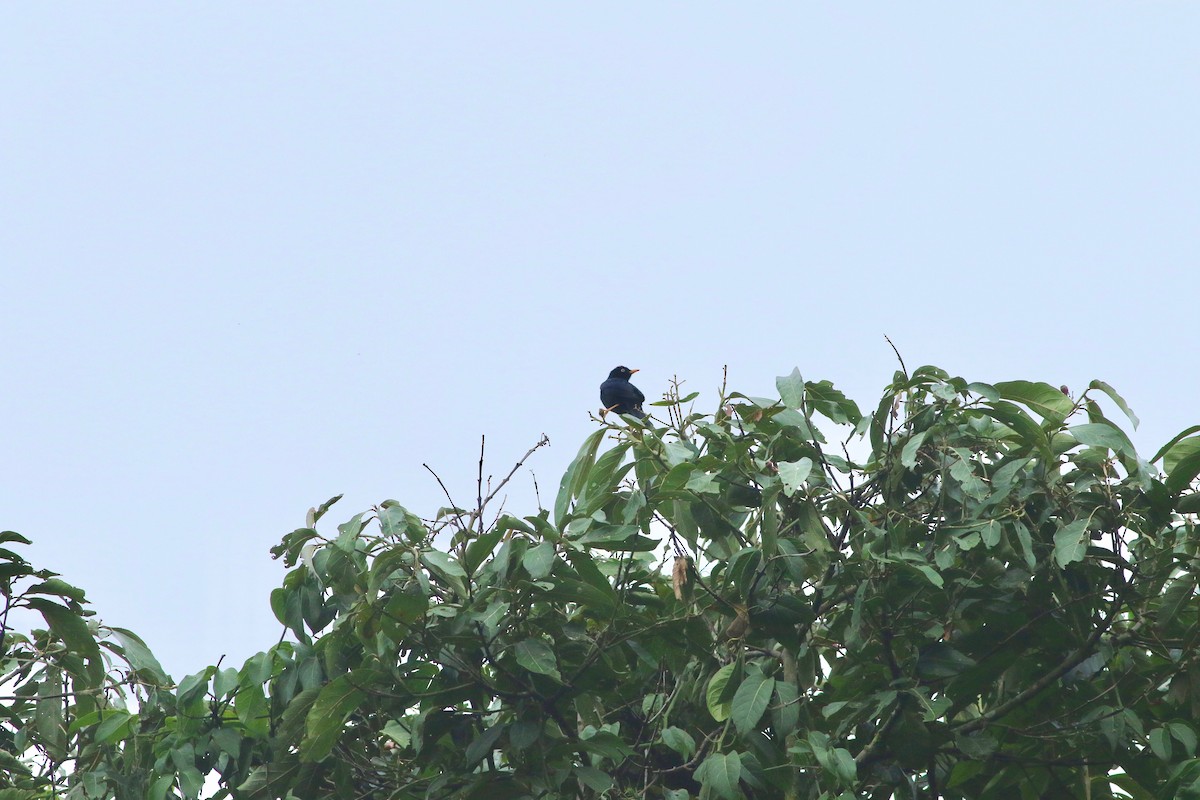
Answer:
[601, 366, 646, 418]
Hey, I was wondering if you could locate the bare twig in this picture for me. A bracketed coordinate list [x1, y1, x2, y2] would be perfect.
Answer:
[422, 463, 468, 533]
[477, 434, 550, 517]
[476, 435, 486, 535]
[531, 471, 542, 511]
[884, 334, 908, 378]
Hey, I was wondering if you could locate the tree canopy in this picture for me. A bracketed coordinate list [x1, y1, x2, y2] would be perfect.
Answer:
[5, 365, 1200, 799]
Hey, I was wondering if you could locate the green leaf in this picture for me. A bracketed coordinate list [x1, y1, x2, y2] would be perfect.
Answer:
[1150, 726, 1171, 761]
[0, 530, 33, 546]
[508, 720, 539, 750]
[1053, 519, 1090, 568]
[1015, 522, 1037, 570]
[661, 726, 696, 758]
[776, 367, 806, 408]
[685, 470, 719, 494]
[978, 402, 1050, 459]
[831, 747, 857, 784]
[805, 380, 862, 424]
[1165, 438, 1200, 495]
[175, 670, 211, 706]
[955, 732, 998, 761]
[378, 503, 424, 543]
[214, 667, 240, 697]
[93, 710, 136, 744]
[148, 775, 175, 800]
[578, 728, 634, 761]
[663, 440, 699, 466]
[110, 628, 169, 684]
[554, 429, 604, 527]
[993, 380, 1075, 423]
[522, 542, 555, 580]
[979, 519, 1002, 548]
[696, 751, 742, 800]
[772, 681, 800, 736]
[916, 643, 976, 679]
[463, 529, 504, 576]
[1070, 422, 1136, 458]
[968, 381, 999, 401]
[384, 586, 428, 626]
[24, 598, 100, 662]
[900, 430, 927, 468]
[311, 494, 343, 524]
[26, 578, 86, 603]
[950, 453, 988, 500]
[706, 663, 737, 722]
[555, 428, 605, 527]
[731, 671, 775, 735]
[778, 458, 813, 497]
[301, 671, 372, 761]
[1170, 722, 1198, 756]
[277, 686, 322, 745]
[574, 765, 614, 793]
[560, 549, 616, 603]
[464, 722, 505, 768]
[1088, 379, 1139, 430]
[578, 443, 634, 516]
[423, 549, 466, 578]
[514, 638, 561, 681]
[1152, 425, 1200, 465]
[914, 564, 944, 588]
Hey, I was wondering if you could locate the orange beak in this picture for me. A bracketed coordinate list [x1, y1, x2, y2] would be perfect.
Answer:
[629, 368, 640, 374]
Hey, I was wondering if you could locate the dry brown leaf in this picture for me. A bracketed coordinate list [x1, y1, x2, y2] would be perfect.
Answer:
[672, 556, 690, 601]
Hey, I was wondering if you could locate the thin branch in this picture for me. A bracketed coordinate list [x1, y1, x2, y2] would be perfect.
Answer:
[884, 334, 908, 379]
[476, 434, 550, 520]
[422, 463, 468, 533]
[476, 435, 486, 535]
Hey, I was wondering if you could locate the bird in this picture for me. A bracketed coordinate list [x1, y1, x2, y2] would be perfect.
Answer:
[600, 366, 646, 418]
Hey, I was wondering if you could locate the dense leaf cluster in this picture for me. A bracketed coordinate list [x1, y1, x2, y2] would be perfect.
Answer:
[5, 366, 1200, 799]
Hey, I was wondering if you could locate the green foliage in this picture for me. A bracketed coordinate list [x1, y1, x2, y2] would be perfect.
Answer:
[0, 532, 172, 799]
[7, 366, 1200, 799]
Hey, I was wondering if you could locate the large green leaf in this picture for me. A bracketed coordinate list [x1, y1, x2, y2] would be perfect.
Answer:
[464, 722, 505, 768]
[1089, 379, 1139, 430]
[109, 627, 169, 684]
[661, 726, 696, 758]
[522, 542, 555, 580]
[1070, 422, 1136, 459]
[93, 710, 136, 745]
[514, 638, 561, 681]
[772, 680, 800, 736]
[576, 442, 632, 517]
[916, 643, 976, 679]
[731, 671, 775, 734]
[301, 672, 372, 761]
[25, 598, 100, 663]
[1164, 437, 1200, 495]
[555, 428, 605, 527]
[778, 458, 813, 497]
[805, 379, 863, 424]
[900, 430, 928, 468]
[696, 751, 742, 800]
[776, 367, 806, 408]
[1053, 519, 1090, 567]
[706, 663, 737, 722]
[993, 380, 1074, 424]
[1152, 426, 1200, 465]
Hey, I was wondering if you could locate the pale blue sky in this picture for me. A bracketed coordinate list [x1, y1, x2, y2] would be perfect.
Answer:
[2, 6, 1196, 679]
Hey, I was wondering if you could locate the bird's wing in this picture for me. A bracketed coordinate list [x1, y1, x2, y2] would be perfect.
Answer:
[631, 384, 645, 404]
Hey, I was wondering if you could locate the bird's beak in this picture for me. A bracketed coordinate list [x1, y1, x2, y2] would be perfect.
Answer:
[629, 368, 640, 374]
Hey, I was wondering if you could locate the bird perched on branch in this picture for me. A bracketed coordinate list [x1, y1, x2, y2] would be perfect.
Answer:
[600, 366, 646, 418]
